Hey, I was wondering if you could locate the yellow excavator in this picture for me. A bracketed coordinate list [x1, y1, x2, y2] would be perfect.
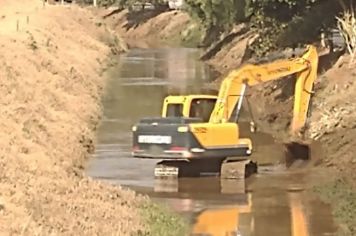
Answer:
[131, 45, 319, 177]
[191, 191, 310, 236]
[191, 194, 253, 236]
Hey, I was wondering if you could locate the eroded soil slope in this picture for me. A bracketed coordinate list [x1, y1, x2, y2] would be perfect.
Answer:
[307, 56, 356, 184]
[0, 1, 145, 234]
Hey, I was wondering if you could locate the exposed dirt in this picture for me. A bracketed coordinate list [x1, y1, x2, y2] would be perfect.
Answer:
[0, 1, 148, 235]
[307, 55, 356, 186]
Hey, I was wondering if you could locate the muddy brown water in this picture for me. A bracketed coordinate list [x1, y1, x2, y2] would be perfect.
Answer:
[86, 48, 337, 236]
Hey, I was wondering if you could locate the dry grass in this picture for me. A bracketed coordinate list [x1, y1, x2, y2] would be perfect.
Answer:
[0, 1, 146, 235]
[336, 8, 356, 65]
[308, 105, 352, 140]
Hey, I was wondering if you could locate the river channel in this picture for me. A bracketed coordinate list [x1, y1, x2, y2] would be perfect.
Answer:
[86, 47, 337, 236]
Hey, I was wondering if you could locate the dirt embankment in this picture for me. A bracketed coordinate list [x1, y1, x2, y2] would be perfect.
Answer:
[0, 1, 148, 234]
[100, 8, 199, 48]
[307, 56, 356, 183]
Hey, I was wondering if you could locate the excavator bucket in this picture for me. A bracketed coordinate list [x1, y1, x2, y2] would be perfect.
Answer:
[283, 142, 311, 168]
[284, 139, 324, 168]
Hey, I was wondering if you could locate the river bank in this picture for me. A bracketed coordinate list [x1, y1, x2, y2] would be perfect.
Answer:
[0, 1, 189, 235]
[101, 6, 356, 235]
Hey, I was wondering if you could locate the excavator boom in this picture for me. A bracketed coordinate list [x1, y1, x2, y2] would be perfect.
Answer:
[209, 45, 319, 135]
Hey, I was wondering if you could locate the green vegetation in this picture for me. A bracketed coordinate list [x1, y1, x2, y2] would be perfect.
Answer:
[314, 178, 356, 236]
[160, 22, 204, 47]
[138, 200, 190, 236]
[183, 0, 351, 56]
[183, 0, 250, 45]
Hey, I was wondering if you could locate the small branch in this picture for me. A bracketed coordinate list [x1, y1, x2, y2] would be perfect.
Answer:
[336, 7, 356, 66]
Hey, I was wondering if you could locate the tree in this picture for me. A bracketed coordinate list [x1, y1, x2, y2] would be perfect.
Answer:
[183, 0, 251, 45]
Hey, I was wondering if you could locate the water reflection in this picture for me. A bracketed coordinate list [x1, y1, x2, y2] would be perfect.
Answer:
[189, 191, 310, 236]
[146, 175, 336, 236]
[191, 200, 252, 236]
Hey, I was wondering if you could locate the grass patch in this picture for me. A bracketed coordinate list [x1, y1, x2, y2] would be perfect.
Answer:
[162, 22, 204, 48]
[180, 23, 204, 47]
[313, 178, 356, 236]
[137, 200, 190, 236]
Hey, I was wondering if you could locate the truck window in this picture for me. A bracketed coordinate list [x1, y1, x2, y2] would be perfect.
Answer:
[166, 104, 183, 117]
[189, 99, 216, 122]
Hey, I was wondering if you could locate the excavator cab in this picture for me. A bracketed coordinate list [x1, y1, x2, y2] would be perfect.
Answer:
[132, 92, 253, 161]
[161, 95, 218, 122]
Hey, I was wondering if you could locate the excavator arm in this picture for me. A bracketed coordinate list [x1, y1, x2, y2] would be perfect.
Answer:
[209, 45, 319, 135]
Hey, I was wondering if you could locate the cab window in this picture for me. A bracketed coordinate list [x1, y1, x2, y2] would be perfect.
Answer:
[189, 98, 216, 122]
